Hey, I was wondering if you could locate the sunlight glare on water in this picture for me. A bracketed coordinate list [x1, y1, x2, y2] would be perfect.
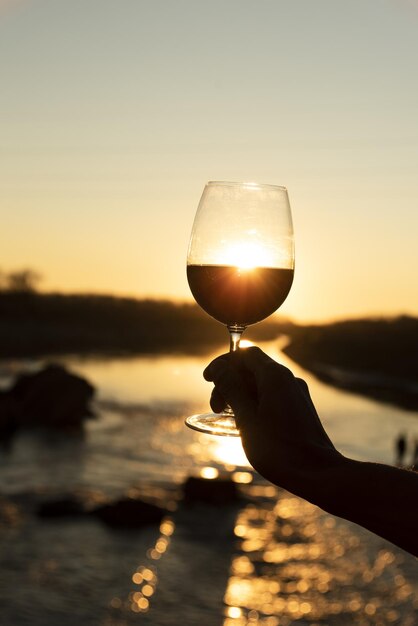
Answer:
[209, 436, 250, 469]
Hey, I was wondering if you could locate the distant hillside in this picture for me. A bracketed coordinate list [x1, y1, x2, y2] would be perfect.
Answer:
[0, 291, 292, 357]
[283, 316, 418, 411]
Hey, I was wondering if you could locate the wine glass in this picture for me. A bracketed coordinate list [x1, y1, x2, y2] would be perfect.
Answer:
[185, 181, 294, 436]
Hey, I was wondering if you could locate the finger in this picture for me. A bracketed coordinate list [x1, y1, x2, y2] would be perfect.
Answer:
[203, 354, 229, 382]
[204, 354, 256, 420]
[210, 386, 227, 413]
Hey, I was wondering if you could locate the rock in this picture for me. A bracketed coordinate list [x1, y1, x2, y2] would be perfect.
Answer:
[182, 476, 240, 505]
[0, 393, 20, 441]
[36, 496, 89, 518]
[92, 497, 167, 528]
[10, 364, 94, 430]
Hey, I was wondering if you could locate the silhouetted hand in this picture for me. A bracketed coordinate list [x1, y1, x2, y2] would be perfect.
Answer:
[204, 347, 418, 556]
[203, 347, 344, 504]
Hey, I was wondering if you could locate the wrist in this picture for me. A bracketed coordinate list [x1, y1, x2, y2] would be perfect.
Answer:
[300, 449, 350, 512]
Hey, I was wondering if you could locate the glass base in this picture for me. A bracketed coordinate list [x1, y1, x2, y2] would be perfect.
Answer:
[185, 412, 240, 437]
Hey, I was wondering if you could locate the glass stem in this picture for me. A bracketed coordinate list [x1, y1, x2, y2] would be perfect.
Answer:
[223, 325, 246, 416]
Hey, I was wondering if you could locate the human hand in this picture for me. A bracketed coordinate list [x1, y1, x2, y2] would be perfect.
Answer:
[205, 347, 418, 555]
[204, 347, 345, 504]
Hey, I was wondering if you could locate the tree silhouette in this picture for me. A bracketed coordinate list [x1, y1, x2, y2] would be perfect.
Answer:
[2, 269, 42, 293]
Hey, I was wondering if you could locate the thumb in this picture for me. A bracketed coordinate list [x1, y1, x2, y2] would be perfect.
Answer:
[239, 346, 294, 388]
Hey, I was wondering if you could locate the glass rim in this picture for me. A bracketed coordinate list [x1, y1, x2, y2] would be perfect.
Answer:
[207, 180, 287, 192]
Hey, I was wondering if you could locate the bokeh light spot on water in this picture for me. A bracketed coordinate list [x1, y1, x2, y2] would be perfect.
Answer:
[231, 556, 254, 576]
[109, 597, 122, 609]
[232, 471, 253, 484]
[156, 537, 169, 552]
[300, 600, 312, 614]
[159, 518, 175, 537]
[132, 572, 143, 584]
[142, 584, 154, 597]
[142, 567, 156, 581]
[136, 597, 149, 610]
[225, 605, 243, 618]
[296, 579, 309, 593]
[148, 549, 161, 560]
[234, 524, 247, 538]
[200, 466, 219, 479]
[365, 602, 377, 615]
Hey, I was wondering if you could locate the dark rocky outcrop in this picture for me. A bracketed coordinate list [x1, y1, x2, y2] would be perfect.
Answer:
[0, 365, 94, 439]
[26, 490, 168, 529]
[0, 393, 20, 441]
[182, 476, 240, 505]
[92, 497, 167, 528]
[36, 496, 91, 518]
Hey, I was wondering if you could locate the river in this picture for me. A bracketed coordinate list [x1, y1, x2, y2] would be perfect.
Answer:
[0, 338, 417, 625]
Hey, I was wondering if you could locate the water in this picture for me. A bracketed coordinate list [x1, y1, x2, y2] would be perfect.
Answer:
[0, 339, 417, 625]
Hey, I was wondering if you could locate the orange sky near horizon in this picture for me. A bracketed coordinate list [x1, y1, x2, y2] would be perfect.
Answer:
[2, 0, 418, 323]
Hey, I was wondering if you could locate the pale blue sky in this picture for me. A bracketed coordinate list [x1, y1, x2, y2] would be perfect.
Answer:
[1, 0, 418, 321]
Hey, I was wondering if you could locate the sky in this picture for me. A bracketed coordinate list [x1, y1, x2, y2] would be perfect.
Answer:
[1, 0, 418, 322]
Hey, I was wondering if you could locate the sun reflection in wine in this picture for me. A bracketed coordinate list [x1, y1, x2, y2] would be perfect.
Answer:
[222, 241, 274, 270]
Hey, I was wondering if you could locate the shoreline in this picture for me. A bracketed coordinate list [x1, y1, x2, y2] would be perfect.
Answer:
[282, 316, 418, 413]
[283, 351, 418, 413]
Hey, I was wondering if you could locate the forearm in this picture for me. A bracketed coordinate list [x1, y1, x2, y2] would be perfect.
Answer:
[316, 457, 418, 556]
